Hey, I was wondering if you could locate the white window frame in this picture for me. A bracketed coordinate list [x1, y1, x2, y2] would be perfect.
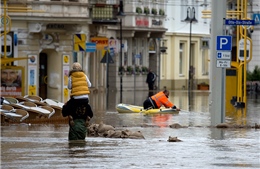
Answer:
[179, 42, 184, 77]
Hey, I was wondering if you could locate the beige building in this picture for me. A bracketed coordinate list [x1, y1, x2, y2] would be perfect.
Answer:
[161, 33, 210, 90]
[162, 1, 211, 90]
[1, 0, 168, 103]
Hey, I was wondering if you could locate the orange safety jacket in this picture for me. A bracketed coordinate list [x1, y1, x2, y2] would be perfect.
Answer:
[151, 91, 174, 108]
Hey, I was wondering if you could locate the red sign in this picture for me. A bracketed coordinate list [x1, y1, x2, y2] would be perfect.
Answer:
[136, 17, 149, 27]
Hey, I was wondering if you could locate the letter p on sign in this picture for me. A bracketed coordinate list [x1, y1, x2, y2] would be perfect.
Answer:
[216, 36, 232, 51]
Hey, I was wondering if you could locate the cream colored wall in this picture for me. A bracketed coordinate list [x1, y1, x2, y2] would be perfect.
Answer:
[13, 20, 90, 100]
[162, 33, 209, 90]
[15, 22, 41, 94]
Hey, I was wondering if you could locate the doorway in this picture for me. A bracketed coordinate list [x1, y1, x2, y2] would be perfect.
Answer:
[39, 53, 48, 99]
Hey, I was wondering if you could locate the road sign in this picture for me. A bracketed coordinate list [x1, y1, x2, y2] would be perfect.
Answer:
[216, 60, 231, 68]
[225, 19, 255, 25]
[74, 34, 86, 51]
[110, 48, 114, 56]
[253, 14, 260, 25]
[237, 39, 251, 61]
[86, 42, 96, 52]
[100, 51, 114, 63]
[216, 51, 231, 60]
[216, 36, 232, 51]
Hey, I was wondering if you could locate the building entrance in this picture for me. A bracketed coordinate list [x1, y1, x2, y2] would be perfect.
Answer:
[39, 53, 48, 99]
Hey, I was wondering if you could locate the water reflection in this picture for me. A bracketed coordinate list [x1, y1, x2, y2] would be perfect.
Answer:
[1, 91, 260, 169]
[151, 114, 172, 128]
[94, 89, 259, 127]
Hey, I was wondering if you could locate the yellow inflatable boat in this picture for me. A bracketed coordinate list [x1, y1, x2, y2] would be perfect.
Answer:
[116, 103, 179, 115]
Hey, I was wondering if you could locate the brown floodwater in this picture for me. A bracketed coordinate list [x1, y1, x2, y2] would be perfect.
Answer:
[1, 90, 260, 169]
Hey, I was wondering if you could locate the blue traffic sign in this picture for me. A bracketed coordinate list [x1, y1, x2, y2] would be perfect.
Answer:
[216, 36, 232, 51]
[225, 19, 255, 25]
[110, 48, 114, 56]
[86, 42, 96, 52]
[253, 14, 260, 25]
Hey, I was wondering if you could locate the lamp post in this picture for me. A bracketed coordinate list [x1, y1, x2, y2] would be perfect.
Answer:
[117, 0, 125, 103]
[184, 7, 197, 96]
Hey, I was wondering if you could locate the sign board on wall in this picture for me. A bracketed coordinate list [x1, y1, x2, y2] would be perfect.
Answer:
[91, 37, 108, 50]
[62, 54, 70, 103]
[135, 17, 149, 27]
[108, 39, 118, 53]
[0, 66, 24, 97]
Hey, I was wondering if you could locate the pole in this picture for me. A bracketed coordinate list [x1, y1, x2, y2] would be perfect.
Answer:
[209, 0, 227, 126]
[158, 38, 161, 90]
[4, 0, 7, 60]
[134, 56, 136, 105]
[188, 20, 192, 97]
[220, 18, 227, 123]
[120, 18, 123, 103]
[106, 47, 109, 109]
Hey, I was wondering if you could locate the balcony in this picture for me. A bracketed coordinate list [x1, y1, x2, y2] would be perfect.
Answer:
[89, 0, 119, 24]
[6, 0, 90, 23]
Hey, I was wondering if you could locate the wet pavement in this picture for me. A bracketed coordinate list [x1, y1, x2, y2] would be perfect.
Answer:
[1, 90, 260, 169]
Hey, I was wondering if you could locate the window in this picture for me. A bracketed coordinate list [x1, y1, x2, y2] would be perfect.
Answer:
[140, 39, 145, 65]
[132, 38, 136, 65]
[202, 49, 208, 75]
[179, 43, 184, 75]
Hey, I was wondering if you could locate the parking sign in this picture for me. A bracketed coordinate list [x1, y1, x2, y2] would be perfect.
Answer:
[216, 36, 232, 51]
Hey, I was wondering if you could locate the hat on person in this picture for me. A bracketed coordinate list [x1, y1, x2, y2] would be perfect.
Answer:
[72, 62, 82, 70]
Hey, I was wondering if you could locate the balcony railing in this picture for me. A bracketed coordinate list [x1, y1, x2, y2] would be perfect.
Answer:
[89, 0, 118, 5]
[6, 0, 90, 18]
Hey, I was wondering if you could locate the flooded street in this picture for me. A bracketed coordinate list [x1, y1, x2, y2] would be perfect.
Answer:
[1, 90, 260, 169]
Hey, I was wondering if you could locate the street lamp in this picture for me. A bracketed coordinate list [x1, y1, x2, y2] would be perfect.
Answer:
[184, 7, 197, 95]
[117, 0, 125, 103]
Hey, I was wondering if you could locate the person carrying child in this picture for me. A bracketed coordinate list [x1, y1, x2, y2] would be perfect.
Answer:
[62, 62, 93, 141]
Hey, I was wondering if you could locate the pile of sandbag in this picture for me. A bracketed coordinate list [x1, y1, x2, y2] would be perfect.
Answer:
[88, 122, 145, 139]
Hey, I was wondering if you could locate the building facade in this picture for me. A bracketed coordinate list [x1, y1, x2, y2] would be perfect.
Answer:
[162, 0, 210, 90]
[1, 0, 168, 102]
[248, 0, 260, 72]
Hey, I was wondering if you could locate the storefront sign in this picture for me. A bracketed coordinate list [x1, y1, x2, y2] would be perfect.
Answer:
[152, 20, 162, 26]
[91, 37, 108, 50]
[136, 17, 149, 27]
[47, 24, 65, 29]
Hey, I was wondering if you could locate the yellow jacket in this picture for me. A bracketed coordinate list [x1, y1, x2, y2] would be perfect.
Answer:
[70, 71, 90, 96]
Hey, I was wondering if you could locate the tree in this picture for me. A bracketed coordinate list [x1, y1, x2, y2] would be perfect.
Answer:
[247, 65, 260, 81]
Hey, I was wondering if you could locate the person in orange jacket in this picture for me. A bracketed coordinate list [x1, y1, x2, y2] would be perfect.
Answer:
[143, 90, 180, 111]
